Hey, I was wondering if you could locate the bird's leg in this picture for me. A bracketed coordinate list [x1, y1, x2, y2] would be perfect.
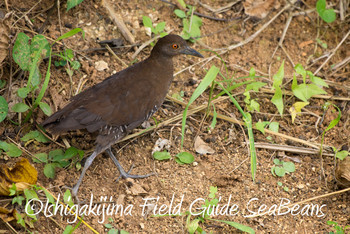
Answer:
[71, 151, 98, 198]
[106, 147, 155, 180]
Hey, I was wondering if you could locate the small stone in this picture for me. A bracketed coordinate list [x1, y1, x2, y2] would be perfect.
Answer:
[297, 184, 305, 189]
[140, 223, 145, 229]
[95, 60, 109, 71]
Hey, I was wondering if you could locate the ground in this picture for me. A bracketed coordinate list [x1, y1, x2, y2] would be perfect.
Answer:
[0, 0, 350, 233]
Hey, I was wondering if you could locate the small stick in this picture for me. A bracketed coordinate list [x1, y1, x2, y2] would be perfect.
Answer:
[101, 0, 135, 46]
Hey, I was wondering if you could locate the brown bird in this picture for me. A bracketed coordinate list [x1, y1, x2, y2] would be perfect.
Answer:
[42, 34, 203, 197]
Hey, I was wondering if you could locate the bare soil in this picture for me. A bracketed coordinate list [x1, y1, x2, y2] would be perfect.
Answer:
[1, 0, 349, 233]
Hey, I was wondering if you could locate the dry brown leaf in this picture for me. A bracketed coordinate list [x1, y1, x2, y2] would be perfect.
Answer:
[243, 0, 277, 19]
[0, 11, 11, 65]
[0, 158, 38, 196]
[194, 136, 215, 155]
[335, 156, 350, 188]
[0, 206, 17, 223]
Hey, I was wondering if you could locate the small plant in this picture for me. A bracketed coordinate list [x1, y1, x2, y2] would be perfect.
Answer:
[271, 159, 295, 177]
[316, 0, 336, 23]
[174, 6, 202, 42]
[153, 150, 195, 165]
[277, 181, 289, 192]
[186, 186, 255, 234]
[104, 217, 129, 234]
[9, 28, 84, 124]
[327, 220, 350, 234]
[142, 15, 168, 45]
[67, 0, 84, 11]
[0, 140, 22, 157]
[243, 68, 267, 112]
[33, 147, 84, 179]
[54, 48, 81, 77]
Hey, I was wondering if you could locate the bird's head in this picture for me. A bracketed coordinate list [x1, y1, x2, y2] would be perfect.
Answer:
[151, 34, 203, 58]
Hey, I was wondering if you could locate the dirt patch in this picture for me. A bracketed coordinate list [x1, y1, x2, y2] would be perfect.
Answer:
[1, 0, 349, 233]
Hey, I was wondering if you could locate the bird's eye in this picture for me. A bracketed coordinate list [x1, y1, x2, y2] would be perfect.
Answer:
[172, 44, 179, 49]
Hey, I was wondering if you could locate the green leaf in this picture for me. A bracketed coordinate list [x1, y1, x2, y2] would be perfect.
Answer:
[13, 32, 31, 70]
[320, 9, 336, 23]
[63, 225, 74, 234]
[209, 186, 217, 198]
[153, 151, 171, 160]
[273, 158, 282, 165]
[292, 83, 327, 102]
[181, 66, 219, 147]
[248, 99, 260, 112]
[325, 104, 341, 131]
[49, 149, 64, 159]
[255, 121, 268, 134]
[67, 0, 84, 11]
[155, 22, 166, 34]
[105, 223, 113, 229]
[174, 9, 186, 18]
[63, 147, 79, 160]
[142, 16, 153, 29]
[33, 153, 48, 163]
[274, 167, 286, 177]
[12, 195, 25, 206]
[176, 152, 195, 164]
[310, 75, 328, 87]
[39, 102, 52, 116]
[187, 219, 200, 234]
[277, 181, 283, 186]
[64, 189, 75, 207]
[21, 130, 40, 141]
[268, 122, 279, 133]
[0, 96, 8, 122]
[44, 163, 57, 178]
[335, 150, 348, 160]
[17, 87, 30, 98]
[174, 157, 184, 165]
[294, 63, 306, 82]
[56, 28, 84, 42]
[0, 141, 9, 151]
[283, 186, 289, 192]
[0, 80, 6, 89]
[271, 61, 284, 116]
[12, 102, 29, 113]
[246, 82, 267, 92]
[31, 34, 50, 60]
[35, 131, 50, 143]
[70, 60, 81, 70]
[176, 0, 186, 8]
[283, 161, 295, 173]
[7, 144, 22, 157]
[210, 104, 217, 130]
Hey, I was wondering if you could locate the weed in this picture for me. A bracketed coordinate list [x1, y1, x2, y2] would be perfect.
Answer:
[7, 28, 84, 125]
[33, 147, 84, 179]
[54, 48, 81, 77]
[104, 217, 129, 234]
[277, 181, 289, 192]
[174, 6, 202, 42]
[316, 0, 336, 23]
[142, 15, 168, 45]
[153, 150, 195, 165]
[327, 220, 350, 234]
[271, 159, 295, 177]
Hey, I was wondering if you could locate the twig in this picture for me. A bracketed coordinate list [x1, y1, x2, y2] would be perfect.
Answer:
[254, 142, 333, 156]
[314, 29, 350, 75]
[105, 44, 128, 68]
[101, 0, 135, 46]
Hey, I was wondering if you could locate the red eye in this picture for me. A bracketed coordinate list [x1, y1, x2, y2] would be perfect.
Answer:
[172, 44, 178, 49]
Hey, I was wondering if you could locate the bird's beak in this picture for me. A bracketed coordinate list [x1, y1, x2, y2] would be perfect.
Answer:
[181, 46, 204, 58]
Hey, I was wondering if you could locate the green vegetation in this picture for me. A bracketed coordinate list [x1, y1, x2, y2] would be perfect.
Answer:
[271, 159, 296, 177]
[174, 6, 202, 42]
[316, 0, 336, 23]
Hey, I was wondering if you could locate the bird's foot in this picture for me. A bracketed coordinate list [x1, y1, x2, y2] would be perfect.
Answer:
[116, 164, 156, 182]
